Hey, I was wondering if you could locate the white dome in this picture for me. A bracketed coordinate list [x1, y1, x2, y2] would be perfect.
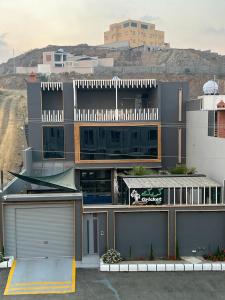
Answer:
[203, 80, 219, 95]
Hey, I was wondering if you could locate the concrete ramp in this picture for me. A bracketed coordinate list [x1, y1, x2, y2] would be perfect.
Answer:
[4, 257, 76, 295]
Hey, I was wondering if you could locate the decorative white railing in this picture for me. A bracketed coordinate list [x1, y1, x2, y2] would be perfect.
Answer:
[74, 108, 159, 122]
[42, 110, 64, 122]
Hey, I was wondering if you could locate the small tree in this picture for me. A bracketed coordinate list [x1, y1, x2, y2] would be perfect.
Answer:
[129, 166, 157, 176]
[129, 245, 132, 260]
[149, 243, 154, 261]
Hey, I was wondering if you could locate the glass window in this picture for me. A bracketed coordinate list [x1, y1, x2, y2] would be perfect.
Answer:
[123, 22, 129, 28]
[43, 126, 64, 158]
[80, 126, 158, 160]
[141, 24, 148, 30]
[80, 170, 111, 194]
[131, 22, 137, 27]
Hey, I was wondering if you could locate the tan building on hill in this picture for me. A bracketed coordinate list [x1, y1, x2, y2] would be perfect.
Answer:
[104, 19, 165, 48]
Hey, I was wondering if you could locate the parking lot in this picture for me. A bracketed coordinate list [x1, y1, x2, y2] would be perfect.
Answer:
[1, 268, 225, 300]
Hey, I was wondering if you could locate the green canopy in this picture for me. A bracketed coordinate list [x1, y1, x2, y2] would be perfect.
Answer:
[9, 167, 77, 192]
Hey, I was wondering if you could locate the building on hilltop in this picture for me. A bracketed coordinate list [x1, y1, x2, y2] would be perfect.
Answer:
[16, 48, 114, 75]
[104, 19, 167, 49]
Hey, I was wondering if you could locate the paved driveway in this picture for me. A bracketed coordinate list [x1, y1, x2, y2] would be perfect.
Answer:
[4, 258, 75, 295]
[1, 268, 225, 299]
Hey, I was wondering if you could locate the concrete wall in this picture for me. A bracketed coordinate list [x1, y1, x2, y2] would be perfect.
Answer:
[77, 87, 158, 110]
[115, 211, 168, 259]
[160, 82, 188, 169]
[176, 211, 225, 256]
[187, 110, 225, 185]
[84, 205, 225, 258]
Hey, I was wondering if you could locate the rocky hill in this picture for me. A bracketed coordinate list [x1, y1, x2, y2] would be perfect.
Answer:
[0, 44, 225, 76]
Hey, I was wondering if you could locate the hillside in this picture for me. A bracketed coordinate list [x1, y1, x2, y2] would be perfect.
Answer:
[0, 89, 27, 185]
[0, 44, 225, 76]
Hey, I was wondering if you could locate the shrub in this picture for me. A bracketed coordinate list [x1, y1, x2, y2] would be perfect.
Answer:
[170, 164, 196, 175]
[101, 249, 122, 264]
[129, 166, 157, 176]
[0, 252, 4, 263]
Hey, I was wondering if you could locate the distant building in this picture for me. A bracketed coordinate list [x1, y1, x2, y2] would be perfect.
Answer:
[16, 49, 114, 75]
[104, 19, 166, 48]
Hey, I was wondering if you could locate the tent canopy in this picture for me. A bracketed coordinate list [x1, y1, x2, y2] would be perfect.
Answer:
[9, 167, 77, 192]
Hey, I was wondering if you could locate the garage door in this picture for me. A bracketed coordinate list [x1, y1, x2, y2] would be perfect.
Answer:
[115, 212, 168, 259]
[4, 204, 74, 258]
[176, 212, 225, 256]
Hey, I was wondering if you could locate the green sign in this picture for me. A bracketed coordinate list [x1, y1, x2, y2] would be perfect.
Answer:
[130, 188, 164, 205]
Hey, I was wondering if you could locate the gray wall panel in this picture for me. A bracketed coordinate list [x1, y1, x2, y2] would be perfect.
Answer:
[176, 212, 225, 256]
[115, 212, 168, 259]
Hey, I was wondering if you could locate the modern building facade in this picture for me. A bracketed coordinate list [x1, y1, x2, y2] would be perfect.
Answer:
[16, 49, 114, 75]
[1, 78, 225, 263]
[104, 19, 165, 48]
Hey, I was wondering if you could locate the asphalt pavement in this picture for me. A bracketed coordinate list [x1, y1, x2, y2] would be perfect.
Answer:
[1, 268, 225, 300]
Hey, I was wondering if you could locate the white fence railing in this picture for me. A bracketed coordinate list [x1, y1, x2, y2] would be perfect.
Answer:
[42, 110, 64, 122]
[74, 108, 158, 122]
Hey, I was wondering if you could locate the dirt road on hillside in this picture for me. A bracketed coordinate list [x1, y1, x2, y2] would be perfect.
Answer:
[0, 90, 27, 185]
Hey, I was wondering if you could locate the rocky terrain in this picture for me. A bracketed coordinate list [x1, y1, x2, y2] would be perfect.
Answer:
[0, 89, 27, 185]
[0, 44, 225, 76]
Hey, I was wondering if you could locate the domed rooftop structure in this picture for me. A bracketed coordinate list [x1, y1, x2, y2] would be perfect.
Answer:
[203, 80, 219, 95]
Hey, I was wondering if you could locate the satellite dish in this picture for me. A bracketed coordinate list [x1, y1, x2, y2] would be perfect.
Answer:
[203, 80, 219, 95]
[112, 76, 120, 81]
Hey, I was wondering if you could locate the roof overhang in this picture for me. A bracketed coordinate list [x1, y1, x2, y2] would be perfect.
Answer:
[123, 176, 221, 189]
[9, 167, 77, 192]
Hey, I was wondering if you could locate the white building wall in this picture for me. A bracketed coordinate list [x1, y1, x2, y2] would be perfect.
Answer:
[199, 95, 225, 110]
[187, 110, 225, 185]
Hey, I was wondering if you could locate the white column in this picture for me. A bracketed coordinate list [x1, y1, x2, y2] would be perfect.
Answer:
[115, 81, 118, 120]
[209, 187, 211, 204]
[180, 188, 182, 205]
[216, 187, 218, 204]
[204, 187, 206, 205]
[191, 188, 194, 205]
[73, 81, 77, 121]
[197, 187, 200, 205]
[173, 188, 176, 205]
[186, 187, 188, 205]
[168, 188, 170, 205]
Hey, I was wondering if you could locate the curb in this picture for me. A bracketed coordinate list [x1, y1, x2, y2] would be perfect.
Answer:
[99, 260, 225, 272]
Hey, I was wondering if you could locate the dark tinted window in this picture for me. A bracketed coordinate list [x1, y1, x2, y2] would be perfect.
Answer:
[80, 170, 111, 193]
[80, 126, 158, 160]
[43, 127, 64, 158]
[141, 24, 148, 29]
[123, 22, 129, 28]
[131, 22, 137, 27]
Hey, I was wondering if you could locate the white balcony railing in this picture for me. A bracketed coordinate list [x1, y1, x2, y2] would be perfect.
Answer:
[74, 108, 158, 122]
[42, 110, 64, 122]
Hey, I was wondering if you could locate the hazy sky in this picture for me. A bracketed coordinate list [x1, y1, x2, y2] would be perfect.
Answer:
[0, 0, 225, 63]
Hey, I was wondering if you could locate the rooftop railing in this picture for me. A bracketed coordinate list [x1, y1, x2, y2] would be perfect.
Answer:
[42, 110, 64, 122]
[74, 108, 158, 122]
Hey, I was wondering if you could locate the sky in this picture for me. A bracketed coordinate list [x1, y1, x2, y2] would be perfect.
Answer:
[0, 0, 225, 63]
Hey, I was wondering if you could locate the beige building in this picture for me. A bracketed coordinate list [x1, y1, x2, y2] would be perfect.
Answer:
[104, 19, 165, 48]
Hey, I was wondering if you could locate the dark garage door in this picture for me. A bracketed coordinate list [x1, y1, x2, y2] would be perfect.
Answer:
[115, 212, 168, 259]
[176, 212, 225, 256]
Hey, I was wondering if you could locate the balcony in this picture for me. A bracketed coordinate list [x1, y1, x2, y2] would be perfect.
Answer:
[74, 108, 159, 122]
[42, 110, 64, 122]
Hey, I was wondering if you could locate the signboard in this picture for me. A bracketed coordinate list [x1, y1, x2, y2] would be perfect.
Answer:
[130, 188, 164, 205]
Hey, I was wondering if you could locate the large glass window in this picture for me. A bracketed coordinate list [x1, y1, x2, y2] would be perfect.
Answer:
[80, 126, 158, 160]
[43, 126, 64, 158]
[80, 170, 111, 194]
